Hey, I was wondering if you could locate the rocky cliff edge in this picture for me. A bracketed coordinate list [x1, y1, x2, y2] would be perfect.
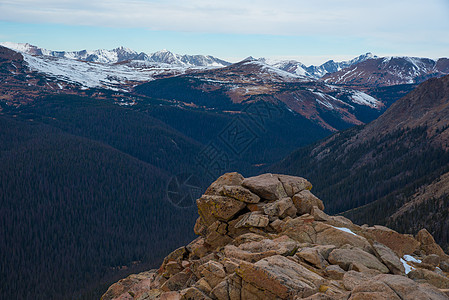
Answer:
[102, 173, 449, 300]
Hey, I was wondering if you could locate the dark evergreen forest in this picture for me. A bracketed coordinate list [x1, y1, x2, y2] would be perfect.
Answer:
[0, 102, 200, 299]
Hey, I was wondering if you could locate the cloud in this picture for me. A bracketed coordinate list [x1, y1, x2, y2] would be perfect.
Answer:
[1, 0, 448, 59]
[1, 0, 448, 37]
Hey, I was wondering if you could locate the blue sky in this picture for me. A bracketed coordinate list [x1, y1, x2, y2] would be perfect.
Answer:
[0, 0, 448, 65]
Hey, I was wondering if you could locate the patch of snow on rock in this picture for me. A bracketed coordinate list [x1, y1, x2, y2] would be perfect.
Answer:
[330, 226, 357, 236]
[400, 258, 415, 274]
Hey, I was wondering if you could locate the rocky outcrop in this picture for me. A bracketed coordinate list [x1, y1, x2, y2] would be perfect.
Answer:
[102, 173, 449, 300]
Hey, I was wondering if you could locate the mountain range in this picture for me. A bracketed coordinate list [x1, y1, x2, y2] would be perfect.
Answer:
[323, 56, 449, 87]
[3, 42, 448, 88]
[0, 42, 231, 67]
[0, 43, 412, 132]
[1, 42, 375, 76]
[263, 52, 378, 78]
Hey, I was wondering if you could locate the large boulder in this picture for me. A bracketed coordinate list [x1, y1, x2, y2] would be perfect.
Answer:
[204, 221, 233, 248]
[343, 271, 371, 291]
[197, 195, 246, 225]
[360, 225, 420, 257]
[315, 223, 372, 250]
[236, 255, 325, 299]
[160, 271, 193, 292]
[199, 261, 226, 288]
[416, 229, 447, 257]
[423, 254, 441, 268]
[328, 247, 389, 273]
[292, 190, 324, 215]
[408, 268, 449, 289]
[210, 273, 241, 300]
[325, 265, 345, 280]
[277, 175, 312, 197]
[220, 185, 260, 204]
[350, 274, 449, 300]
[281, 216, 317, 244]
[349, 278, 401, 300]
[223, 236, 298, 263]
[101, 271, 159, 300]
[371, 241, 405, 275]
[234, 212, 269, 228]
[242, 173, 288, 200]
[237, 236, 298, 256]
[263, 197, 297, 219]
[296, 247, 327, 269]
[205, 172, 244, 196]
[180, 287, 212, 300]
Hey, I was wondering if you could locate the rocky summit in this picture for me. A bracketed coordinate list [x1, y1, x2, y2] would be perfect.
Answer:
[102, 173, 449, 300]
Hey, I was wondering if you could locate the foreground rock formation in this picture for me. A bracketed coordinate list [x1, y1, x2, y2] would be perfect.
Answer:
[102, 173, 449, 299]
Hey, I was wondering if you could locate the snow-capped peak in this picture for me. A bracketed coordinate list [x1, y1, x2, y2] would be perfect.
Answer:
[0, 42, 34, 53]
[261, 52, 378, 79]
[113, 46, 137, 54]
[242, 56, 257, 62]
[0, 42, 231, 68]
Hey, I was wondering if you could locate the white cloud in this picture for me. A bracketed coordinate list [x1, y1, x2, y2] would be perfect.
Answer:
[1, 0, 448, 60]
[1, 0, 448, 37]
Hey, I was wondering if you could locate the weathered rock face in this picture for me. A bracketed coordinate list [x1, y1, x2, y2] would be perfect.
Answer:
[102, 173, 449, 300]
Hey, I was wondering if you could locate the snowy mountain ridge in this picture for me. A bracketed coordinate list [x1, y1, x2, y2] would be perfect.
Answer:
[323, 55, 449, 86]
[261, 52, 378, 79]
[0, 42, 378, 77]
[0, 42, 231, 68]
[19, 51, 182, 91]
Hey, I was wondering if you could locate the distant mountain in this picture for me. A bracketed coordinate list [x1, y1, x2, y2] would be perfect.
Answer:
[271, 74, 449, 250]
[263, 53, 449, 87]
[135, 57, 384, 132]
[0, 42, 426, 135]
[262, 52, 377, 78]
[0, 42, 231, 67]
[0, 45, 385, 132]
[147, 49, 231, 67]
[4, 42, 447, 87]
[0, 44, 213, 92]
[323, 56, 449, 87]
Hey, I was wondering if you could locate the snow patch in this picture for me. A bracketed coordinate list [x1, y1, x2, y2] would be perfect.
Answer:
[330, 226, 357, 236]
[242, 60, 310, 82]
[22, 53, 162, 89]
[350, 91, 381, 108]
[403, 255, 422, 264]
[400, 258, 415, 274]
[315, 99, 334, 110]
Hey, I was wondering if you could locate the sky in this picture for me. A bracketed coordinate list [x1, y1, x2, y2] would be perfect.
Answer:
[0, 0, 448, 65]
